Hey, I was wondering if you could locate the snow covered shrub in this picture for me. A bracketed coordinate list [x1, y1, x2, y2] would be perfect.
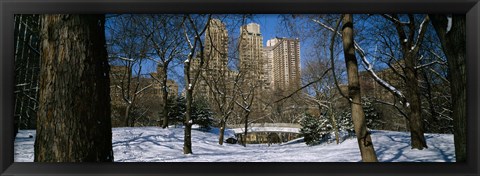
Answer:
[337, 111, 354, 132]
[165, 96, 214, 130]
[336, 97, 383, 132]
[166, 97, 185, 126]
[300, 114, 332, 146]
[362, 97, 384, 130]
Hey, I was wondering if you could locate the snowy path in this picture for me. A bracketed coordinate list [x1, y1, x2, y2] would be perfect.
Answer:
[14, 127, 455, 162]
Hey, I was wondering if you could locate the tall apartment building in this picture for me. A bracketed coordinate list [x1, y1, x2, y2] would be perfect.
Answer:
[266, 37, 301, 91]
[263, 46, 274, 90]
[192, 18, 229, 100]
[204, 19, 228, 74]
[239, 23, 265, 83]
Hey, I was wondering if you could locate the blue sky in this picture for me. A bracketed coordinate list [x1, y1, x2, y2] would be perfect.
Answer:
[256, 14, 282, 46]
[110, 14, 313, 91]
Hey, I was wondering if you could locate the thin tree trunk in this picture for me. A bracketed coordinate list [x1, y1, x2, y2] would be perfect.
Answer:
[329, 107, 340, 144]
[124, 104, 131, 127]
[341, 14, 378, 162]
[34, 14, 113, 162]
[218, 119, 226, 145]
[161, 66, 169, 128]
[243, 113, 249, 147]
[183, 61, 193, 154]
[430, 14, 466, 162]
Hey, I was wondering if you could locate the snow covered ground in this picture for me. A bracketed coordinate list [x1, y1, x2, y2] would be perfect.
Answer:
[14, 126, 455, 162]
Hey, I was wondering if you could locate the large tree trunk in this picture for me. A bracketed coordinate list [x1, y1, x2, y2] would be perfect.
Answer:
[380, 14, 429, 150]
[429, 14, 466, 162]
[341, 14, 378, 162]
[405, 53, 428, 150]
[34, 15, 113, 162]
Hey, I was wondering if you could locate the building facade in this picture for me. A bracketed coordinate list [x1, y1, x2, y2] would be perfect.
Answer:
[263, 46, 274, 90]
[152, 65, 179, 99]
[192, 18, 229, 101]
[239, 23, 265, 83]
[266, 37, 301, 92]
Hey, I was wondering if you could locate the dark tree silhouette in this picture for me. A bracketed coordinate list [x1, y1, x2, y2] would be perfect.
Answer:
[429, 14, 467, 162]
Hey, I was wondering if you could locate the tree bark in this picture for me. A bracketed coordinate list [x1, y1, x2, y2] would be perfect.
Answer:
[341, 14, 378, 162]
[243, 113, 249, 147]
[385, 14, 428, 150]
[429, 14, 466, 162]
[34, 14, 113, 162]
[124, 104, 131, 127]
[184, 61, 193, 154]
[405, 52, 428, 150]
[329, 106, 340, 144]
[218, 119, 226, 145]
[161, 65, 170, 128]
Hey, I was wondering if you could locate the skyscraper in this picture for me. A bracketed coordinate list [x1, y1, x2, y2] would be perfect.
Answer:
[204, 18, 228, 74]
[263, 46, 274, 90]
[266, 37, 301, 92]
[192, 18, 229, 100]
[239, 23, 264, 82]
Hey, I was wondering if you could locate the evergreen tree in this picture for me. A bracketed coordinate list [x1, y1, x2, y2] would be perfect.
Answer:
[166, 96, 214, 130]
[337, 111, 355, 133]
[299, 114, 331, 146]
[362, 97, 383, 130]
[191, 98, 214, 131]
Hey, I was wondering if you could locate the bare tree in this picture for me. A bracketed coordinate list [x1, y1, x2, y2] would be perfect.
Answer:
[106, 15, 153, 127]
[35, 14, 113, 162]
[314, 14, 431, 150]
[234, 73, 258, 147]
[136, 15, 186, 128]
[197, 15, 258, 145]
[379, 14, 430, 150]
[182, 14, 212, 154]
[302, 59, 344, 144]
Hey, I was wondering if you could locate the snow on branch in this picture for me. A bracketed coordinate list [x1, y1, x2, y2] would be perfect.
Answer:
[354, 43, 407, 104]
[446, 15, 452, 34]
[428, 68, 450, 84]
[109, 55, 134, 62]
[301, 93, 330, 109]
[182, 23, 194, 50]
[415, 60, 446, 70]
[135, 84, 154, 95]
[410, 15, 430, 52]
[312, 18, 408, 105]
[16, 83, 29, 87]
[234, 100, 251, 112]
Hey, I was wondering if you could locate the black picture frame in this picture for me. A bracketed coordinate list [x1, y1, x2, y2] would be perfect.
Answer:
[1, 0, 479, 175]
